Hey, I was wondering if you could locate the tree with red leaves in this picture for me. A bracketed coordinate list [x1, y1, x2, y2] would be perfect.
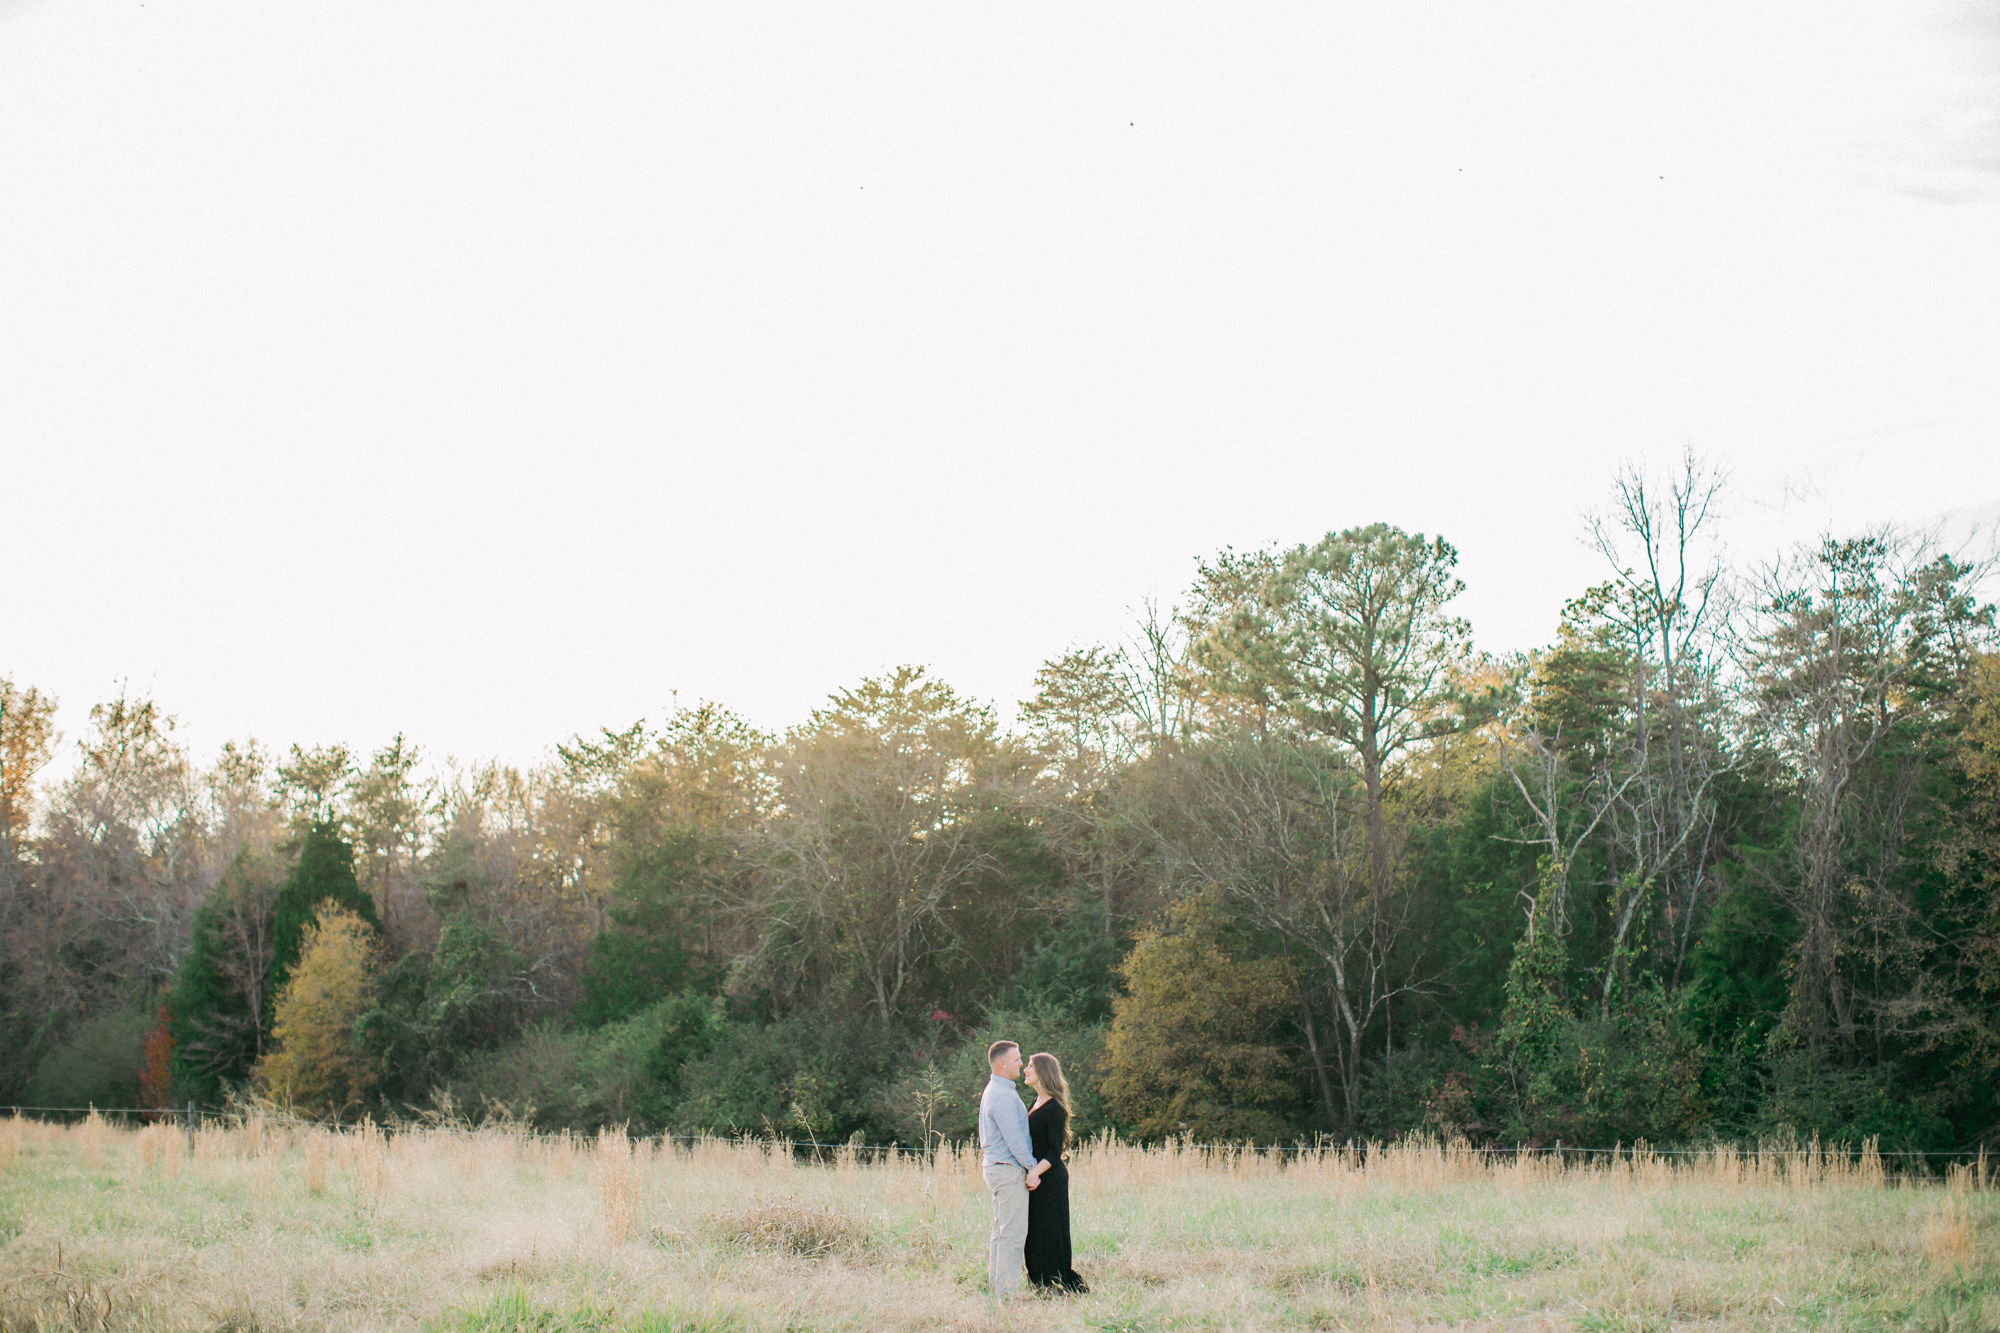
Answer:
[140, 1004, 173, 1114]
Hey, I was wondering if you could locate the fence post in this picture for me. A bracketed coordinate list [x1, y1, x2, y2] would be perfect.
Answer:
[186, 1101, 195, 1153]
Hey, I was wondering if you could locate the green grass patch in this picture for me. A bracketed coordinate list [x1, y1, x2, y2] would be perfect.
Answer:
[427, 1283, 747, 1333]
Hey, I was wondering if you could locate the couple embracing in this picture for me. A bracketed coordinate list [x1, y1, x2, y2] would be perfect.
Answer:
[978, 1040, 1088, 1298]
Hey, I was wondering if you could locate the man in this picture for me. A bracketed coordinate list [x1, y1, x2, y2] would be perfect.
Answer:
[977, 1039, 1039, 1297]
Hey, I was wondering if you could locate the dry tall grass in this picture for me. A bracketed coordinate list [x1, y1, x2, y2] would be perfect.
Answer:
[0, 1113, 1992, 1332]
[591, 1126, 639, 1247]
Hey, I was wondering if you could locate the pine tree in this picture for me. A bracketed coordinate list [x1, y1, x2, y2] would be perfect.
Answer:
[270, 821, 379, 996]
[168, 848, 283, 1102]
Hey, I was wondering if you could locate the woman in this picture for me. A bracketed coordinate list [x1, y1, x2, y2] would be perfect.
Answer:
[1022, 1051, 1088, 1293]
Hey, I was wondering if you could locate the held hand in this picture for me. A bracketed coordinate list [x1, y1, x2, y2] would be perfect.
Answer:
[1024, 1175, 1039, 1190]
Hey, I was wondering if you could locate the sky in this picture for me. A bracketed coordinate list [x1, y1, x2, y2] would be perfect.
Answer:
[3, 0, 1999, 777]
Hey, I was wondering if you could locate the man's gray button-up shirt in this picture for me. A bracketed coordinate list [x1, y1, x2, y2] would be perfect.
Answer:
[978, 1073, 1037, 1171]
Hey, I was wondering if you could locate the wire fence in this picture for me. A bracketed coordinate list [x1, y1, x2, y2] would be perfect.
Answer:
[6, 1102, 1995, 1167]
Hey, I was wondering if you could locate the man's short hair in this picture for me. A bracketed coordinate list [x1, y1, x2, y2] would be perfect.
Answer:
[987, 1040, 1019, 1065]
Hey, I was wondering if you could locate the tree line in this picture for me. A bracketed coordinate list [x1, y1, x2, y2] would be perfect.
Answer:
[3, 460, 1996, 1152]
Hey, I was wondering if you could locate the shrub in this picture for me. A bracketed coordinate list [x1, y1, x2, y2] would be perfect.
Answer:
[702, 1194, 867, 1258]
[881, 1004, 1108, 1149]
[360, 914, 539, 1103]
[21, 1006, 150, 1112]
[1355, 1044, 1461, 1141]
[444, 992, 725, 1131]
[1756, 1049, 1956, 1153]
[672, 1012, 913, 1144]
[1495, 986, 1706, 1146]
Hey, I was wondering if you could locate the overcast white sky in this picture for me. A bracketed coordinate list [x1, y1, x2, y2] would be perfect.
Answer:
[4, 0, 1999, 774]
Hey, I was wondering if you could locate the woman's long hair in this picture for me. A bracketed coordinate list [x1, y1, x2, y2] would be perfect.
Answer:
[1029, 1052, 1073, 1148]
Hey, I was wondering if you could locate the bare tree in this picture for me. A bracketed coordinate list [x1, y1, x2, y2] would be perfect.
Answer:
[1585, 452, 1735, 997]
[37, 691, 203, 989]
[1018, 598, 1198, 795]
[1741, 529, 1991, 1054]
[1496, 651, 1643, 954]
[1497, 457, 1738, 1019]
[1119, 599, 1201, 751]
[0, 679, 59, 993]
[752, 667, 1022, 1019]
[425, 758, 596, 1012]
[1136, 732, 1445, 1128]
[350, 734, 436, 950]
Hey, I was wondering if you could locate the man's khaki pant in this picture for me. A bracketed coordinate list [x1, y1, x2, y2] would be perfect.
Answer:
[982, 1162, 1029, 1296]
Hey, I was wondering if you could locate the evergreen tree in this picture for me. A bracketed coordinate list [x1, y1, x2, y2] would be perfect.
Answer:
[575, 829, 707, 1028]
[167, 848, 284, 1103]
[1001, 889, 1120, 1025]
[270, 820, 379, 997]
[358, 914, 533, 1103]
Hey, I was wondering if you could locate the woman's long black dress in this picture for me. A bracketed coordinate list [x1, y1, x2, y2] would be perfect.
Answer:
[1024, 1100, 1087, 1292]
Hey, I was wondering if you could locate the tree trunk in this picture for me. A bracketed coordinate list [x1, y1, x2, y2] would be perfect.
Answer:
[1296, 987, 1340, 1126]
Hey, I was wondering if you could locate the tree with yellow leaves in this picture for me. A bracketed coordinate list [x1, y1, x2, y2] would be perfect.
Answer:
[255, 905, 378, 1114]
[1098, 893, 1299, 1143]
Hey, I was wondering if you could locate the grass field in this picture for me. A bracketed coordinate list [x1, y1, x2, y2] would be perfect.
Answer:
[0, 1112, 1993, 1332]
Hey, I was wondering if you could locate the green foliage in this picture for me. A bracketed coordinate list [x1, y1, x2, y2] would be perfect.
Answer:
[422, 917, 532, 1049]
[1098, 894, 1301, 1142]
[1196, 525, 1472, 763]
[1912, 650, 2000, 1122]
[1494, 859, 1576, 1076]
[11, 531, 2000, 1153]
[426, 1282, 745, 1332]
[270, 821, 379, 996]
[937, 810, 1071, 1010]
[879, 1003, 1110, 1149]
[1497, 989, 1706, 1146]
[1755, 1050, 1956, 1153]
[1682, 849, 1797, 1132]
[357, 952, 440, 1101]
[1355, 1044, 1461, 1141]
[165, 959, 241, 1107]
[574, 830, 707, 1029]
[168, 848, 282, 1103]
[443, 992, 725, 1131]
[1406, 772, 1543, 1032]
[1485, 865, 1706, 1145]
[641, 991, 728, 1099]
[21, 1005, 149, 1111]
[446, 995, 1105, 1146]
[999, 889, 1121, 1025]
[1532, 584, 1636, 766]
[671, 1011, 914, 1143]
[360, 915, 534, 1103]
